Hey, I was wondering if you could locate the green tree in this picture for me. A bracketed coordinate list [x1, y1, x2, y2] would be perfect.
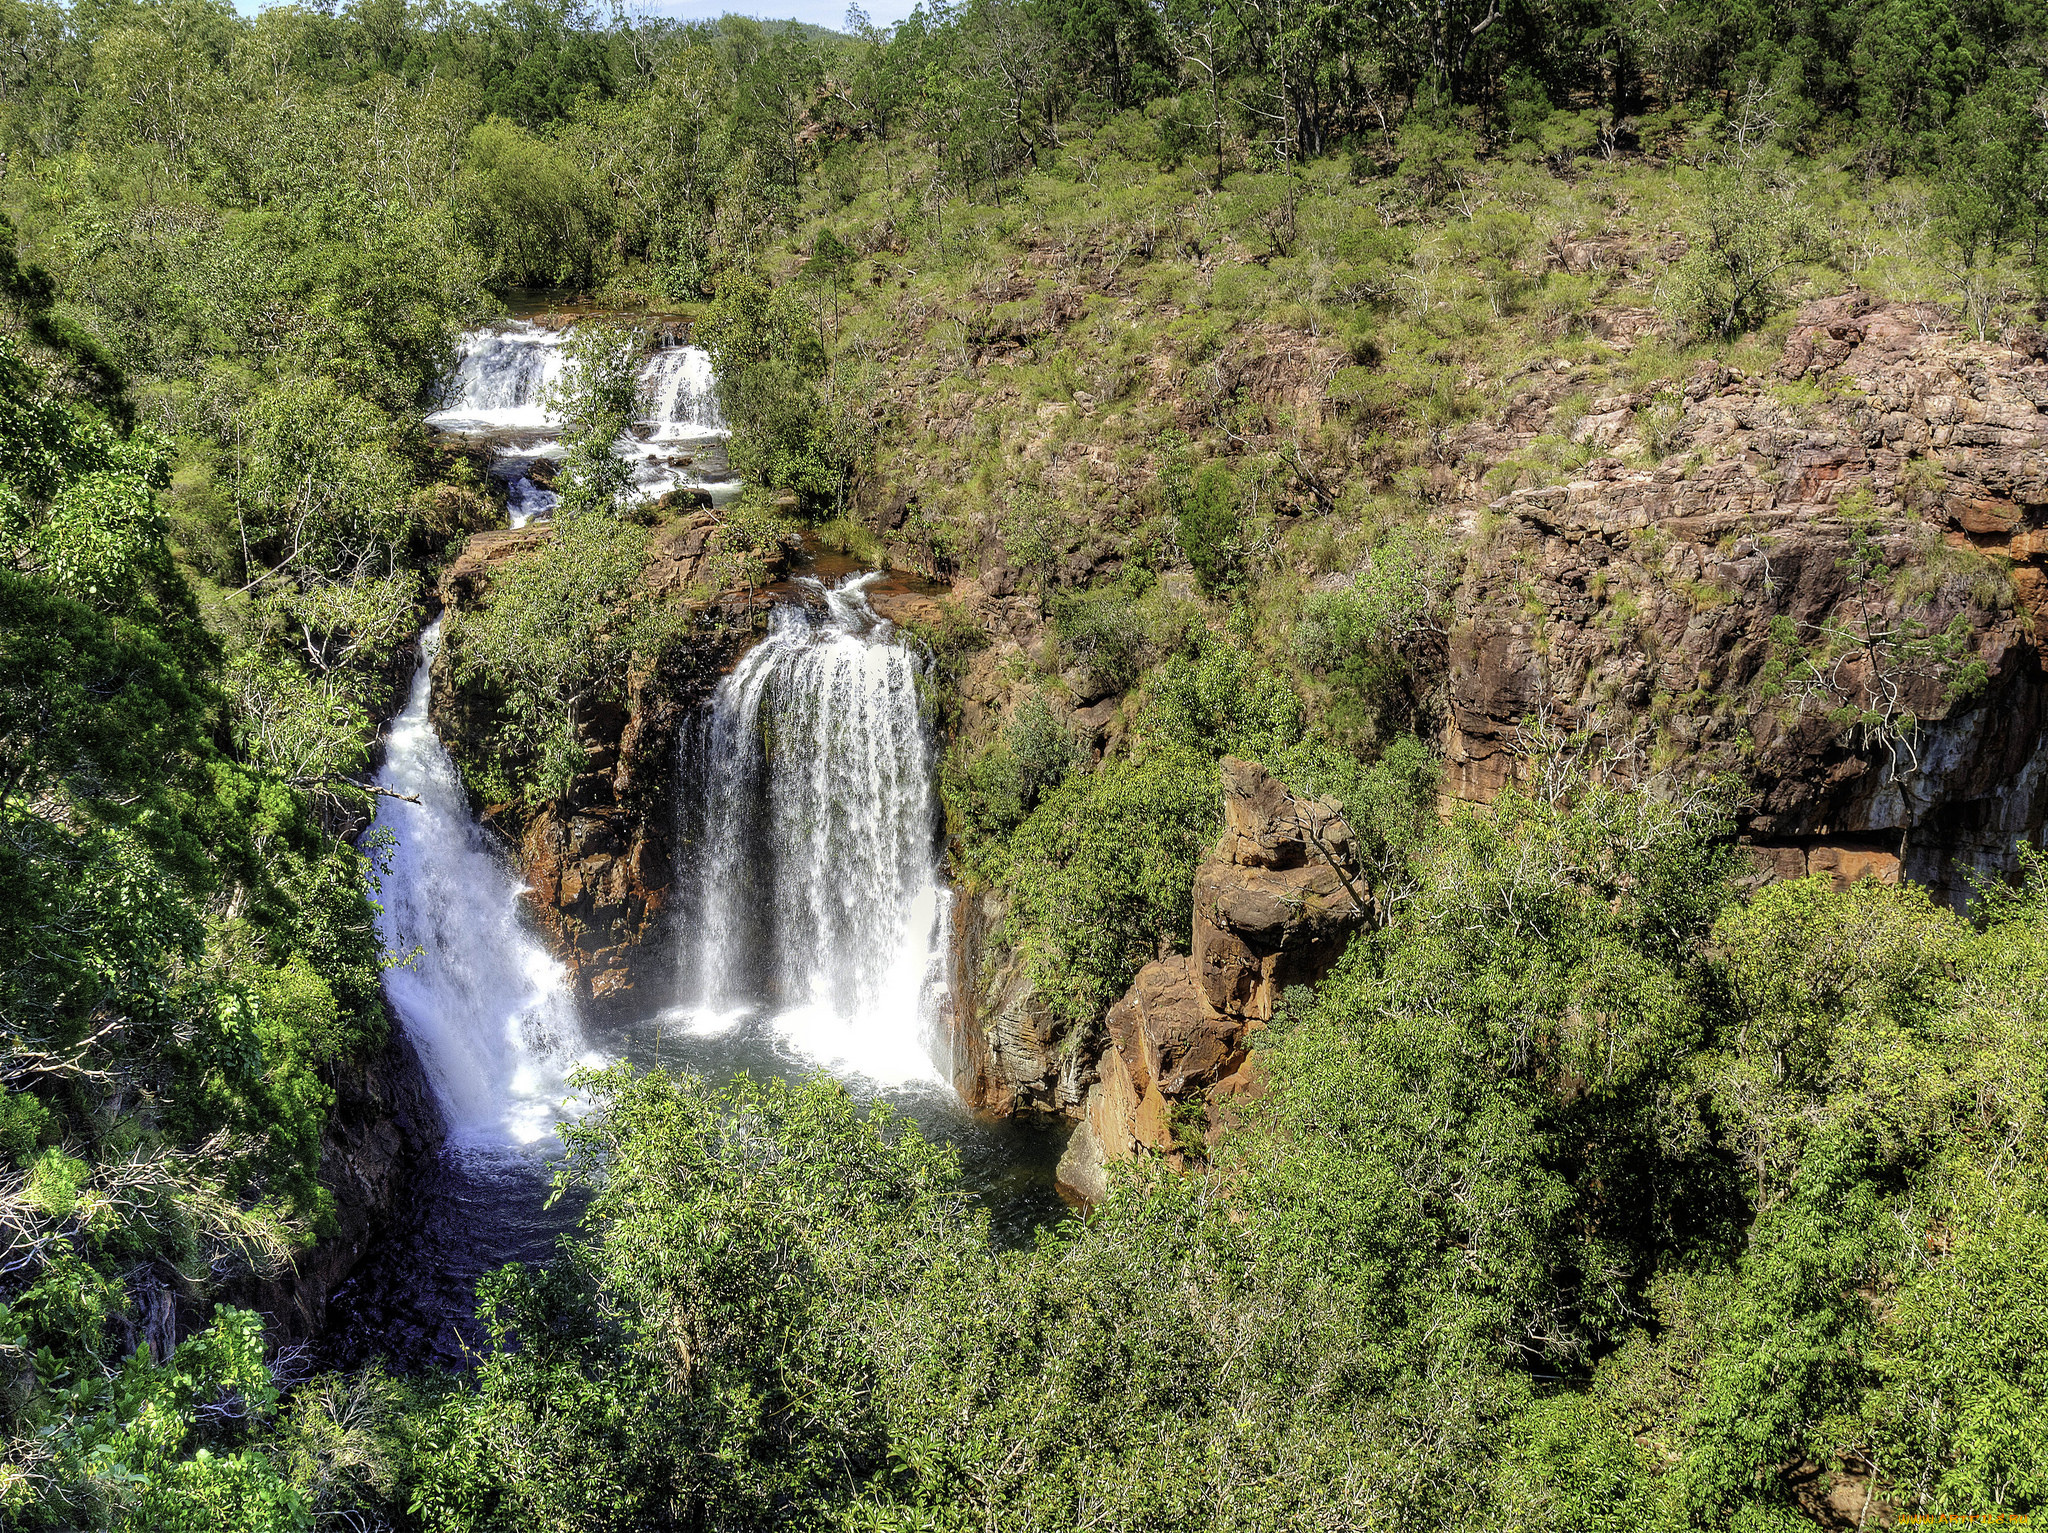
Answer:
[545, 320, 648, 521]
[698, 272, 844, 507]
[448, 509, 653, 802]
[1665, 165, 1815, 339]
[1174, 458, 1239, 593]
[456, 116, 612, 289]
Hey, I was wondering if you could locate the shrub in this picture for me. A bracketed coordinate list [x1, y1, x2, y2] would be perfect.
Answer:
[448, 513, 654, 802]
[946, 694, 1084, 870]
[1663, 167, 1816, 340]
[1004, 741, 1220, 1027]
[1050, 584, 1149, 695]
[1175, 460, 1239, 594]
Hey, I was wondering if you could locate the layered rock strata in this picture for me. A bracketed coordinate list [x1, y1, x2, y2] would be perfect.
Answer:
[944, 887, 1092, 1117]
[1055, 759, 1365, 1202]
[1444, 295, 2048, 899]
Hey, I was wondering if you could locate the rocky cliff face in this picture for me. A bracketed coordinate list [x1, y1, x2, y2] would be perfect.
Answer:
[430, 511, 785, 1020]
[943, 887, 1092, 1117]
[1442, 295, 2048, 899]
[1055, 759, 1364, 1202]
[217, 1017, 442, 1347]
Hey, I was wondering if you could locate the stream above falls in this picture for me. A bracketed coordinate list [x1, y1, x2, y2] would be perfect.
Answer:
[426, 314, 738, 525]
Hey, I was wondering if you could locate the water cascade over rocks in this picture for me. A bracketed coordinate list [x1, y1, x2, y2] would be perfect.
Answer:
[676, 574, 952, 1089]
[331, 401, 1055, 1370]
[427, 319, 730, 521]
[372, 620, 600, 1145]
[429, 323, 570, 434]
[639, 341, 725, 438]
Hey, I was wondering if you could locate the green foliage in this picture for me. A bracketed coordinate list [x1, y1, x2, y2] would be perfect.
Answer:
[945, 692, 1085, 865]
[405, 1067, 979, 1531]
[215, 782, 2048, 1530]
[1002, 742, 1220, 1027]
[447, 512, 654, 803]
[458, 117, 613, 289]
[1294, 521, 1456, 737]
[1665, 166, 1817, 340]
[1868, 1182, 2048, 1514]
[15, 3, 2048, 1524]
[1143, 632, 1306, 765]
[701, 487, 798, 594]
[699, 273, 842, 507]
[546, 320, 648, 521]
[1049, 581, 1149, 695]
[1174, 459, 1239, 594]
[237, 377, 417, 587]
[1, 283, 400, 1523]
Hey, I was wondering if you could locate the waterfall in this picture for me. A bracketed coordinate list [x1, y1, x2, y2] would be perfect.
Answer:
[504, 475, 557, 529]
[642, 344, 726, 439]
[678, 574, 951, 1089]
[428, 322, 569, 434]
[373, 621, 599, 1144]
[428, 321, 725, 441]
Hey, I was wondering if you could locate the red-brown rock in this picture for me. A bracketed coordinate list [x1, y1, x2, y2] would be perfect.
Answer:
[1057, 761, 1365, 1203]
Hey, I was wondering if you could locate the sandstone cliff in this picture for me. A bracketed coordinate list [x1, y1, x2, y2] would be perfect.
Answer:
[1055, 759, 1364, 1202]
[1441, 295, 2048, 899]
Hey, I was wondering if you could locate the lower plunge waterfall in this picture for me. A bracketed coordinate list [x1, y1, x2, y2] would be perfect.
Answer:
[372, 620, 597, 1144]
[327, 581, 1038, 1370]
[676, 573, 951, 1089]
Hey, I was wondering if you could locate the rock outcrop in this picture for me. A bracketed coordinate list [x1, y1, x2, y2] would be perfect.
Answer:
[1055, 759, 1365, 1202]
[1443, 295, 2048, 900]
[943, 888, 1093, 1116]
[429, 509, 787, 1018]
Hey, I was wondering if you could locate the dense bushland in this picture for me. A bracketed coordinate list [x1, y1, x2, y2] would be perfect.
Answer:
[364, 783, 2048, 1531]
[6, 0, 2048, 1526]
[0, 294, 392, 1523]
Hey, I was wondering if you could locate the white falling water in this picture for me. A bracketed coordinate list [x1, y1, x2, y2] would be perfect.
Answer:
[503, 474, 557, 529]
[373, 621, 601, 1144]
[642, 344, 726, 439]
[428, 322, 729, 515]
[427, 322, 569, 434]
[678, 574, 950, 1089]
[428, 321, 725, 442]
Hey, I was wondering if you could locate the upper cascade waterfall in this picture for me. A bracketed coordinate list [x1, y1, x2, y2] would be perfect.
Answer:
[678, 574, 950, 1089]
[641, 342, 726, 439]
[428, 319, 725, 439]
[374, 621, 600, 1144]
[428, 323, 569, 433]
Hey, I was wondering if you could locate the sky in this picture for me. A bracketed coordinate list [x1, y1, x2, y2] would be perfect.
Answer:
[627, 0, 920, 24]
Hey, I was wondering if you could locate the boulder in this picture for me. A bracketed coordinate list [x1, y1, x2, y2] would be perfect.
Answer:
[1056, 761, 1366, 1203]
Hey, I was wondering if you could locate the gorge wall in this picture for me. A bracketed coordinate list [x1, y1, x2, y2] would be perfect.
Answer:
[232, 1022, 444, 1345]
[428, 511, 786, 1020]
[1439, 295, 2048, 897]
[933, 295, 2048, 1144]
[452, 293, 2048, 1173]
